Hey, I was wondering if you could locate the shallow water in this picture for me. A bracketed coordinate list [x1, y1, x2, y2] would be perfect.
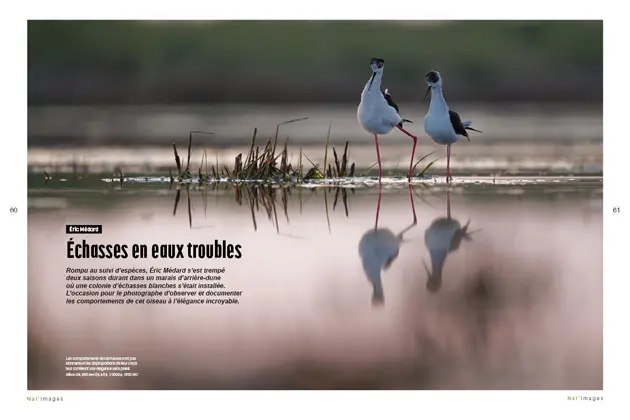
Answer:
[27, 103, 603, 176]
[28, 176, 603, 390]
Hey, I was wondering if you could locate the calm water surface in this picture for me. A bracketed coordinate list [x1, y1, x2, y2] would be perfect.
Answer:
[27, 104, 603, 175]
[28, 177, 603, 390]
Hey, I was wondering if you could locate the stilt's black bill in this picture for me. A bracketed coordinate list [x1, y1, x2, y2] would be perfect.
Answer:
[368, 72, 376, 90]
[422, 86, 431, 103]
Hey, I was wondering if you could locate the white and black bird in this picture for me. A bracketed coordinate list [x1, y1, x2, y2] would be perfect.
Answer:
[422, 70, 482, 182]
[358, 185, 417, 306]
[358, 57, 418, 182]
[422, 190, 476, 293]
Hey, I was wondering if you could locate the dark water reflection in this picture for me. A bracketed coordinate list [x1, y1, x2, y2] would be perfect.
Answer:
[28, 181, 603, 390]
[359, 185, 417, 306]
[422, 190, 478, 294]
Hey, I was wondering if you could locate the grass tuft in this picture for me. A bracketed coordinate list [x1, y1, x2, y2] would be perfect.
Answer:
[174, 182, 353, 234]
[167, 120, 399, 185]
[90, 121, 438, 189]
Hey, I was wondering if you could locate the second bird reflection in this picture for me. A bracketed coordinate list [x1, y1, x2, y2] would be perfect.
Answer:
[358, 185, 417, 307]
[423, 189, 477, 293]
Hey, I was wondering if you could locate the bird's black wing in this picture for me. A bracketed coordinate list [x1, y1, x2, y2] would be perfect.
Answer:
[449, 110, 470, 139]
[383, 89, 411, 128]
[383, 90, 400, 114]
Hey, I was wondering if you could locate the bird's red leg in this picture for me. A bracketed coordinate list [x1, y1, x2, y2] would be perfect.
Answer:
[374, 134, 382, 183]
[396, 126, 417, 181]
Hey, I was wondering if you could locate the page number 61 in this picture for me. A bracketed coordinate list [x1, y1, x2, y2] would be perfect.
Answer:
[613, 206, 621, 214]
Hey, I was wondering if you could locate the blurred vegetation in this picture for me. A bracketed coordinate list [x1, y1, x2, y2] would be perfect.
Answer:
[28, 20, 602, 105]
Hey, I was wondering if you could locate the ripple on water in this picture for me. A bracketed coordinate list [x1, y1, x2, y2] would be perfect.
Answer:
[99, 175, 603, 190]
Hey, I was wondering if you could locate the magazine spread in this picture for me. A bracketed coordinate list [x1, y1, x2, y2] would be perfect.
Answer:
[12, 15, 616, 417]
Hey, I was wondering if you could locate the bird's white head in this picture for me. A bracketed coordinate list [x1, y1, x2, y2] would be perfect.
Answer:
[368, 57, 385, 90]
[422, 70, 442, 103]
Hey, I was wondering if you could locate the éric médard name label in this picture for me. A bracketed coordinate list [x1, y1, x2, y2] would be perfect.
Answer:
[66, 225, 103, 234]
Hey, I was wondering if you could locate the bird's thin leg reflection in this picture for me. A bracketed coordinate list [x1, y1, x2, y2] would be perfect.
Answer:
[397, 185, 418, 240]
[374, 184, 383, 230]
[446, 187, 452, 219]
[360, 184, 416, 307]
[423, 189, 476, 293]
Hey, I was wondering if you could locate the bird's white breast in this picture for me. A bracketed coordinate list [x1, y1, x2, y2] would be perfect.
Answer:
[424, 112, 457, 145]
[358, 94, 399, 135]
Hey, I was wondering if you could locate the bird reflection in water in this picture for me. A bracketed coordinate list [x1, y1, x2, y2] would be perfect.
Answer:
[423, 189, 477, 293]
[358, 185, 417, 306]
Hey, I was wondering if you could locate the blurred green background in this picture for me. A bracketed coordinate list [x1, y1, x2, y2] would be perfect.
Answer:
[27, 20, 603, 176]
[28, 20, 603, 105]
